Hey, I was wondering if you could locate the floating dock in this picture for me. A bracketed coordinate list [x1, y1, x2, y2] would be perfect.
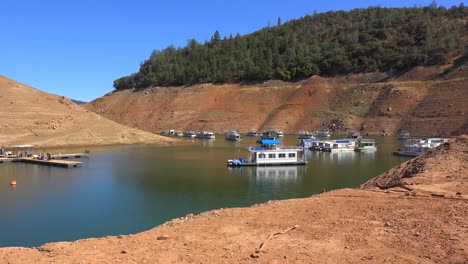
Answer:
[19, 158, 82, 168]
[0, 157, 16, 163]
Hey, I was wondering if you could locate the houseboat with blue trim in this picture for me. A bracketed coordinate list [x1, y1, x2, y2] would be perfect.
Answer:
[227, 139, 307, 167]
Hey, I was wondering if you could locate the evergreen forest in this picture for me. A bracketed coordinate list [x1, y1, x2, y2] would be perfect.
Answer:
[114, 4, 468, 90]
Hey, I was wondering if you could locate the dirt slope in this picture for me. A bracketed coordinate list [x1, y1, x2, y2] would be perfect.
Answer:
[0, 75, 177, 147]
[1, 136, 466, 263]
[85, 63, 468, 137]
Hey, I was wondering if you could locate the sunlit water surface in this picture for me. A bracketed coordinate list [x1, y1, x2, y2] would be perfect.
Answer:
[0, 135, 408, 247]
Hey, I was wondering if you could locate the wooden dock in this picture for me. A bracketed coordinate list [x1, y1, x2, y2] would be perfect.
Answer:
[20, 158, 82, 168]
[0, 157, 16, 163]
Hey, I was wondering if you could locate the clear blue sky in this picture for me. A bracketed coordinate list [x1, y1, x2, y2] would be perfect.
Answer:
[1, 0, 465, 101]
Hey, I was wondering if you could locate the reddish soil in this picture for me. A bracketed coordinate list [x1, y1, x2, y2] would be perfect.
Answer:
[85, 63, 468, 137]
[1, 136, 466, 263]
[0, 75, 178, 148]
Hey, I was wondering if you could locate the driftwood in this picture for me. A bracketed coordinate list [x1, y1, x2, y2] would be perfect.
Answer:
[29, 128, 39, 136]
[251, 225, 299, 258]
[375, 182, 414, 191]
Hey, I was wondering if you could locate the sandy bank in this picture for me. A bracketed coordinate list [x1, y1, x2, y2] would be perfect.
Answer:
[0, 75, 178, 148]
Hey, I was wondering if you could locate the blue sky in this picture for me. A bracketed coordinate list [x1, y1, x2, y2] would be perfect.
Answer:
[1, 0, 465, 101]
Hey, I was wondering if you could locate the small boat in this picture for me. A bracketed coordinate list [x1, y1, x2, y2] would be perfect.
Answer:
[315, 130, 331, 137]
[347, 131, 361, 139]
[245, 130, 260, 137]
[195, 131, 216, 139]
[393, 144, 427, 157]
[225, 131, 242, 141]
[162, 129, 177, 136]
[183, 131, 197, 138]
[227, 139, 307, 167]
[297, 131, 315, 140]
[299, 138, 322, 149]
[397, 131, 411, 140]
[276, 131, 284, 138]
[354, 139, 377, 152]
[310, 140, 326, 151]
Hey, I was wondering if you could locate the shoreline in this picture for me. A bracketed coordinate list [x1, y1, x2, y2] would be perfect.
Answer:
[1, 136, 466, 263]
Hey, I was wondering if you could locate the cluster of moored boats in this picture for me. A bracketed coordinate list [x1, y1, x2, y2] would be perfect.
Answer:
[162, 128, 448, 166]
[161, 129, 216, 139]
[161, 129, 285, 141]
[299, 131, 376, 153]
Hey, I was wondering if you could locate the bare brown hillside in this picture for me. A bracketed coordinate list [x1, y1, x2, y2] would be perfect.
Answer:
[0, 75, 177, 148]
[1, 136, 466, 263]
[85, 63, 468, 136]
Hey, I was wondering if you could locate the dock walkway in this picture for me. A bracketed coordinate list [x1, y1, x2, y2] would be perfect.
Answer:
[19, 158, 82, 168]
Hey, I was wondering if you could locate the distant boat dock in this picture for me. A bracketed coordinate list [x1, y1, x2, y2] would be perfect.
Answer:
[0, 155, 87, 168]
[0, 145, 88, 168]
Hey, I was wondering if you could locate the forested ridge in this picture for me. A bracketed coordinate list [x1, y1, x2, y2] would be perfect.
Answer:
[114, 4, 467, 90]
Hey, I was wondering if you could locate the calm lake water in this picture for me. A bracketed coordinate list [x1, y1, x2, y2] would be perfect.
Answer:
[0, 135, 409, 247]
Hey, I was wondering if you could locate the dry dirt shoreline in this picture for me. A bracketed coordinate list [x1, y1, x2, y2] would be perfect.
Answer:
[1, 136, 466, 263]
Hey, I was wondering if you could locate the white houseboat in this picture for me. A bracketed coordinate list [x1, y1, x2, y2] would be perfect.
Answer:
[297, 131, 315, 140]
[393, 138, 448, 157]
[315, 130, 331, 137]
[397, 131, 411, 140]
[183, 131, 197, 138]
[227, 139, 307, 166]
[323, 139, 356, 153]
[299, 138, 322, 149]
[354, 139, 377, 152]
[245, 130, 260, 137]
[225, 131, 242, 141]
[195, 131, 216, 139]
[347, 131, 361, 139]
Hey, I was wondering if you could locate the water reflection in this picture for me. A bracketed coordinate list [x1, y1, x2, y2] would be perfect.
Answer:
[229, 166, 304, 185]
[0, 135, 407, 247]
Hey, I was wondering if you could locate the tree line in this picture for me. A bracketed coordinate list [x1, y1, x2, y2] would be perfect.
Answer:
[114, 3, 467, 90]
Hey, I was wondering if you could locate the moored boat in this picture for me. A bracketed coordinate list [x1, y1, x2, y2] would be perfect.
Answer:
[257, 130, 280, 142]
[276, 131, 284, 138]
[347, 131, 361, 139]
[397, 131, 411, 140]
[354, 139, 377, 152]
[323, 139, 356, 152]
[245, 130, 260, 137]
[195, 131, 216, 139]
[297, 131, 315, 140]
[225, 131, 242, 141]
[299, 138, 322, 149]
[227, 139, 307, 167]
[183, 131, 197, 138]
[392, 138, 448, 157]
[315, 130, 331, 137]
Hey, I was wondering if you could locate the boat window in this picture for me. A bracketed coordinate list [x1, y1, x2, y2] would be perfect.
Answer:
[288, 153, 296, 158]
[268, 154, 276, 158]
[259, 153, 266, 158]
[279, 153, 286, 158]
